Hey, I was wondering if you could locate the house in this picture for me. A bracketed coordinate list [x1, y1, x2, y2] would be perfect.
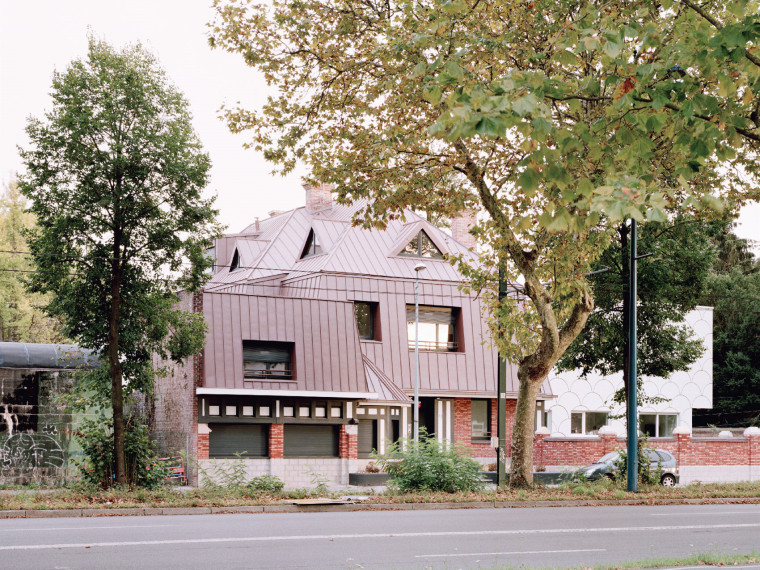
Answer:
[153, 185, 713, 486]
[153, 185, 555, 486]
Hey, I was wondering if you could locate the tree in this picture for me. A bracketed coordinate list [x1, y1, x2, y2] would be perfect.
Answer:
[557, 218, 719, 405]
[694, 229, 760, 427]
[208, 1, 759, 486]
[0, 179, 65, 343]
[19, 37, 220, 485]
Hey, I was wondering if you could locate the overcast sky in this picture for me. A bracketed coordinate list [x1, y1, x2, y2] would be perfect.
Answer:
[1, 0, 758, 242]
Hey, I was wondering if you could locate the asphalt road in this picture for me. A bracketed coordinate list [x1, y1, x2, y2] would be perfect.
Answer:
[1, 504, 759, 569]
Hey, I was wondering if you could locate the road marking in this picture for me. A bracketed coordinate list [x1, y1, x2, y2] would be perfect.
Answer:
[0, 525, 170, 532]
[651, 511, 760, 516]
[1, 523, 759, 551]
[416, 548, 606, 558]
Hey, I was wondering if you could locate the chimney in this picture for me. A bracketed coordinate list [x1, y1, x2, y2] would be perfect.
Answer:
[304, 183, 334, 213]
[450, 209, 478, 251]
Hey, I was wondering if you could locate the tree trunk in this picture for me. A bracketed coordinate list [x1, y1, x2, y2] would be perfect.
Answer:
[109, 229, 127, 486]
[509, 371, 542, 487]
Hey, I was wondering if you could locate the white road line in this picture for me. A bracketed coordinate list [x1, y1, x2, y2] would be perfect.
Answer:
[0, 524, 170, 532]
[1, 523, 759, 551]
[416, 548, 606, 558]
[651, 511, 760, 516]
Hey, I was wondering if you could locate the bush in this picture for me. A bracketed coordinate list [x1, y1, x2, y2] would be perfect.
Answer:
[247, 474, 284, 493]
[612, 435, 662, 486]
[75, 414, 167, 489]
[374, 432, 484, 493]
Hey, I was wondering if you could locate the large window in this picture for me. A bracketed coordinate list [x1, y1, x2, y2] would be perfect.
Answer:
[400, 230, 443, 259]
[354, 301, 380, 340]
[471, 399, 491, 441]
[639, 413, 677, 437]
[243, 341, 293, 379]
[570, 411, 608, 435]
[406, 305, 458, 351]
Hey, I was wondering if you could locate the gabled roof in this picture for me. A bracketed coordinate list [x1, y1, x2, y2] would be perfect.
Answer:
[208, 200, 479, 288]
[363, 356, 411, 403]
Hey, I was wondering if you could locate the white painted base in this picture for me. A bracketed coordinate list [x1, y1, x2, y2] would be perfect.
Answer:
[198, 458, 346, 489]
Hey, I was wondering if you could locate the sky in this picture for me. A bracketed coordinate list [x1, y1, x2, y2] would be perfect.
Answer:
[1, 0, 759, 242]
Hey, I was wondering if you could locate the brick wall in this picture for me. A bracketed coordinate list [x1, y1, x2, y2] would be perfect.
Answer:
[269, 424, 284, 459]
[453, 398, 516, 460]
[197, 432, 209, 460]
[339, 425, 358, 460]
[534, 431, 760, 468]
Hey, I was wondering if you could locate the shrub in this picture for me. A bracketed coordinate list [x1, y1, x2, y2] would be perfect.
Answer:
[75, 414, 167, 489]
[374, 432, 483, 493]
[247, 474, 284, 493]
[612, 435, 662, 486]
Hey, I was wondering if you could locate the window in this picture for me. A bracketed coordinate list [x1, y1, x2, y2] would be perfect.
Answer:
[205, 246, 215, 274]
[243, 341, 293, 379]
[639, 413, 677, 437]
[407, 305, 458, 351]
[354, 301, 380, 340]
[400, 230, 443, 259]
[471, 399, 491, 440]
[230, 248, 241, 271]
[570, 411, 608, 435]
[300, 229, 323, 258]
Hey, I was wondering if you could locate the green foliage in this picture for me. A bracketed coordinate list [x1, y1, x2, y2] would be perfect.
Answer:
[697, 265, 760, 426]
[0, 179, 65, 343]
[247, 474, 285, 493]
[18, 35, 221, 485]
[374, 433, 484, 493]
[75, 413, 167, 489]
[613, 438, 663, 487]
[199, 453, 250, 491]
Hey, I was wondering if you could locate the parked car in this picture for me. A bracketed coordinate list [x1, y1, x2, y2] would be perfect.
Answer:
[578, 449, 679, 486]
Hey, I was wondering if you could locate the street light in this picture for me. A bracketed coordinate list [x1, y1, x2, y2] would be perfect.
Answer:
[413, 262, 427, 442]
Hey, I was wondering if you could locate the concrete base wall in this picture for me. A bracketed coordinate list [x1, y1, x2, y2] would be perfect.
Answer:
[679, 465, 760, 484]
[198, 457, 348, 488]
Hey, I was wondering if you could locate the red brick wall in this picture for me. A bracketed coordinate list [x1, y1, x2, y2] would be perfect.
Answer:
[453, 398, 516, 459]
[339, 425, 358, 459]
[269, 424, 284, 459]
[197, 432, 209, 460]
[534, 433, 760, 467]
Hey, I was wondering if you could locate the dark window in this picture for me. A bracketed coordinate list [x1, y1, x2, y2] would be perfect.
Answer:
[230, 248, 241, 271]
[300, 229, 323, 258]
[406, 305, 457, 351]
[284, 424, 339, 457]
[471, 399, 491, 440]
[243, 341, 293, 379]
[400, 230, 443, 259]
[358, 419, 378, 458]
[354, 301, 379, 340]
[209, 424, 268, 458]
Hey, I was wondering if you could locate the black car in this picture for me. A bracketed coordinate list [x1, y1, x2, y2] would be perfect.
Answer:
[578, 449, 679, 486]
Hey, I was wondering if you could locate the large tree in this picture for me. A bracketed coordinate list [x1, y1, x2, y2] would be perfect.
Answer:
[19, 37, 220, 485]
[209, 0, 759, 486]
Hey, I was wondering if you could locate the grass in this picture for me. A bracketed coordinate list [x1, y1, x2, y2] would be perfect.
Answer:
[2, 479, 760, 511]
[569, 551, 760, 569]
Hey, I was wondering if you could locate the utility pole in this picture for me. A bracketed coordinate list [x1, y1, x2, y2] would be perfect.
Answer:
[497, 266, 508, 488]
[626, 219, 638, 492]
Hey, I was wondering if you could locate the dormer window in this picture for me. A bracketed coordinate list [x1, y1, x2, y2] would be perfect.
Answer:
[400, 230, 443, 259]
[300, 229, 323, 258]
[230, 249, 242, 271]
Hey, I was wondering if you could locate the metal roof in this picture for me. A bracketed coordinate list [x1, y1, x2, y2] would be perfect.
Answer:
[0, 342, 99, 370]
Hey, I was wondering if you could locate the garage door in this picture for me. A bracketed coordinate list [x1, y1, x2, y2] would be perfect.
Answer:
[284, 424, 339, 457]
[358, 419, 377, 458]
[209, 424, 268, 458]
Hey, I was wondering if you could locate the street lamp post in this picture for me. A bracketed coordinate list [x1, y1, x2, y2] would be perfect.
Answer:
[413, 262, 427, 442]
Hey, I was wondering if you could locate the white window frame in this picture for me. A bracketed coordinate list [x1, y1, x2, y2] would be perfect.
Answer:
[639, 412, 678, 437]
[570, 410, 608, 435]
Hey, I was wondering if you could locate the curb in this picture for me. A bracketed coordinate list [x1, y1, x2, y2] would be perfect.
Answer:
[2, 496, 760, 519]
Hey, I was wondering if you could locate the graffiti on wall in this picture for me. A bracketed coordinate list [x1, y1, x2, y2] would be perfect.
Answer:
[0, 433, 65, 473]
